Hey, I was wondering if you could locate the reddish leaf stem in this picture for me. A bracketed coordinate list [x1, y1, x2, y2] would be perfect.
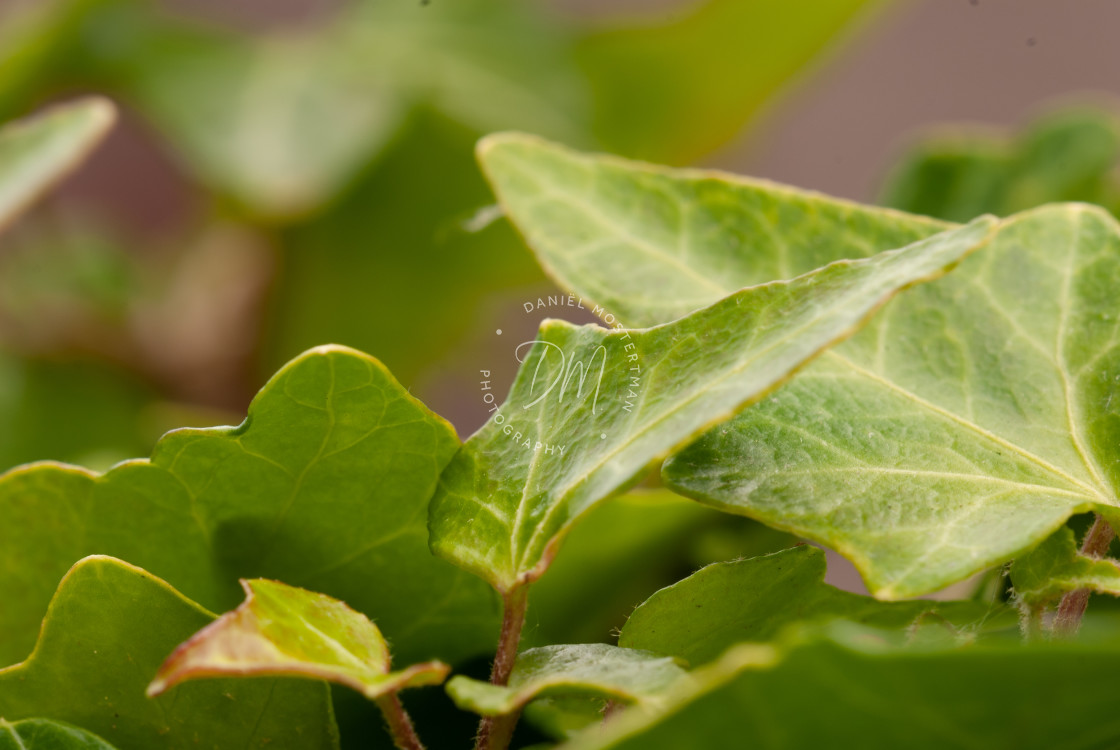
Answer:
[1054, 515, 1115, 635]
[475, 584, 530, 750]
[376, 693, 427, 750]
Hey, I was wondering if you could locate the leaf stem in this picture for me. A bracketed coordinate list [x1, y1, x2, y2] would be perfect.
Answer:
[1054, 515, 1115, 635]
[1018, 599, 1045, 641]
[475, 584, 530, 750]
[376, 693, 427, 750]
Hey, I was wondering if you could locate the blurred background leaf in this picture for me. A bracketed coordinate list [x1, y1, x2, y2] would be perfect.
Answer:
[0, 0, 884, 464]
[577, 0, 878, 163]
[881, 105, 1120, 221]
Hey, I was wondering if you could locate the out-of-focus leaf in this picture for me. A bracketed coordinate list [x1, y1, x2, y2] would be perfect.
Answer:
[0, 345, 498, 670]
[114, 21, 402, 219]
[149, 578, 449, 699]
[0, 97, 114, 232]
[344, 0, 587, 144]
[0, 0, 126, 118]
[881, 107, 1120, 222]
[1011, 526, 1120, 605]
[577, 0, 877, 163]
[430, 192, 995, 592]
[562, 623, 1120, 750]
[86, 0, 585, 219]
[621, 546, 1009, 667]
[266, 111, 547, 388]
[446, 644, 686, 717]
[0, 358, 154, 472]
[0, 556, 338, 750]
[0, 719, 119, 750]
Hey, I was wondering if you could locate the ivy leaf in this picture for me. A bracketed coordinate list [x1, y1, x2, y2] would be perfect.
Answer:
[442, 134, 993, 593]
[621, 546, 1008, 667]
[0, 556, 338, 750]
[1010, 526, 1120, 605]
[149, 578, 449, 700]
[446, 644, 686, 717]
[666, 204, 1120, 597]
[0, 97, 114, 232]
[0, 719, 119, 750]
[881, 107, 1120, 222]
[480, 134, 1120, 598]
[0, 345, 497, 669]
[563, 624, 1120, 750]
[477, 132, 951, 328]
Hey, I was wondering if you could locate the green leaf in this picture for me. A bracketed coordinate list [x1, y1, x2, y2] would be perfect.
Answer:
[0, 719, 118, 750]
[480, 134, 1120, 598]
[94, 0, 584, 219]
[621, 546, 1008, 667]
[0, 345, 497, 669]
[881, 107, 1120, 222]
[446, 644, 686, 717]
[666, 203, 1120, 597]
[0, 556, 338, 750]
[562, 624, 1120, 750]
[477, 132, 951, 329]
[123, 24, 402, 220]
[0, 97, 114, 232]
[149, 578, 449, 700]
[576, 0, 876, 162]
[429, 207, 995, 592]
[1010, 526, 1120, 605]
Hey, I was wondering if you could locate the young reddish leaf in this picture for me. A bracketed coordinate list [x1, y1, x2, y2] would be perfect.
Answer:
[149, 579, 449, 700]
